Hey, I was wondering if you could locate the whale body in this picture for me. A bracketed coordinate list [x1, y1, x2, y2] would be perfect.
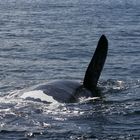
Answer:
[20, 35, 108, 103]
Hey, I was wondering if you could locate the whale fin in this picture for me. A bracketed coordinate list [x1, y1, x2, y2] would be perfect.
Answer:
[83, 35, 108, 92]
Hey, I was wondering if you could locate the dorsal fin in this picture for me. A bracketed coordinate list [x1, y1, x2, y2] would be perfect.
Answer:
[83, 35, 108, 92]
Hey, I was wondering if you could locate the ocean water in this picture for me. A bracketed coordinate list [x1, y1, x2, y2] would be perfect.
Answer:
[0, 0, 140, 139]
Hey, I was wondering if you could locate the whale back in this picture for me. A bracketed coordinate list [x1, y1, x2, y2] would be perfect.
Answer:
[35, 80, 92, 103]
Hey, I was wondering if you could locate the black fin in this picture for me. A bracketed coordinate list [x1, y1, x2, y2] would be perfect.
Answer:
[83, 35, 108, 92]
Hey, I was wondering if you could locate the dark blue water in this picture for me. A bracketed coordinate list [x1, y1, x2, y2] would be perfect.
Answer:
[0, 0, 140, 139]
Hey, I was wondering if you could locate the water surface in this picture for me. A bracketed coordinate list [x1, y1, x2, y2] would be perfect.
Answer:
[0, 0, 140, 139]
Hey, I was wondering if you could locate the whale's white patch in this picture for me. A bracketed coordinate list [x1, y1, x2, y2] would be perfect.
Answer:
[21, 90, 58, 103]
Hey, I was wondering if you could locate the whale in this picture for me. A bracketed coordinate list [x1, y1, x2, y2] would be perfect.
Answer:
[19, 35, 108, 103]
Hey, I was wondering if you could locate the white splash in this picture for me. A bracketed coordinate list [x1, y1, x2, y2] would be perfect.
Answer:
[21, 90, 58, 103]
[79, 96, 100, 103]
